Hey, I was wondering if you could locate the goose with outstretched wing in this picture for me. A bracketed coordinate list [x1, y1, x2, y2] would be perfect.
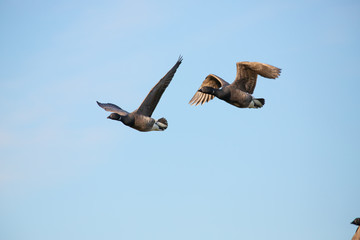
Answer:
[97, 56, 182, 132]
[189, 61, 281, 109]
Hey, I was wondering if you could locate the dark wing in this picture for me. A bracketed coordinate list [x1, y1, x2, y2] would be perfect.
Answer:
[233, 62, 281, 94]
[189, 74, 230, 106]
[135, 56, 183, 117]
[96, 101, 129, 116]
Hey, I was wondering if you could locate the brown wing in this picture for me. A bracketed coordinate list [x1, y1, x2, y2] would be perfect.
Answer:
[353, 227, 360, 240]
[135, 56, 182, 117]
[189, 74, 230, 106]
[233, 62, 281, 94]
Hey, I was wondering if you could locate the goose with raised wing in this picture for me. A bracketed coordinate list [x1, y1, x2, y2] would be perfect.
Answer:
[97, 56, 182, 132]
[189, 61, 281, 109]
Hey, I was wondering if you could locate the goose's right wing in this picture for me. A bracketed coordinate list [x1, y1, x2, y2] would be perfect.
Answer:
[96, 101, 129, 116]
[135, 56, 183, 117]
[234, 62, 281, 94]
[189, 74, 229, 106]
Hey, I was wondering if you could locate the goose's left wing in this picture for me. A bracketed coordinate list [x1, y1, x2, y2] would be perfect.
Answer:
[189, 74, 229, 106]
[96, 101, 129, 116]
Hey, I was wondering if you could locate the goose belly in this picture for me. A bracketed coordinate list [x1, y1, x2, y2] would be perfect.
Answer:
[227, 97, 251, 108]
[131, 116, 156, 132]
[226, 89, 252, 108]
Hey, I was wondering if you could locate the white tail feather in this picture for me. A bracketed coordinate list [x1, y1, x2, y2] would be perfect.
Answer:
[249, 99, 264, 108]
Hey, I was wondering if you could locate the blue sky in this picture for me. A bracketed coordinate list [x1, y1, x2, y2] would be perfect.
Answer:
[1, 0, 359, 239]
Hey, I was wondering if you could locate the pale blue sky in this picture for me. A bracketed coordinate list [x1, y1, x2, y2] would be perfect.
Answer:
[1, 0, 359, 239]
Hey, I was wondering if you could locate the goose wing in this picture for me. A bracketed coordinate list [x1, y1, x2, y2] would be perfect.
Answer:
[353, 227, 360, 240]
[96, 101, 129, 116]
[233, 62, 281, 94]
[189, 74, 230, 106]
[135, 56, 183, 117]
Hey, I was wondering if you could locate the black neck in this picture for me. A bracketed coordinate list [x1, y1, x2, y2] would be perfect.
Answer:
[214, 88, 230, 100]
[121, 115, 135, 127]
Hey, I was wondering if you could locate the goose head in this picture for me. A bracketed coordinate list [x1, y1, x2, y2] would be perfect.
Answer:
[198, 86, 215, 95]
[352, 218, 360, 226]
[107, 113, 122, 121]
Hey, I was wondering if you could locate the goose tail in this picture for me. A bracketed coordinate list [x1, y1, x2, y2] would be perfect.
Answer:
[156, 118, 168, 130]
[249, 98, 265, 108]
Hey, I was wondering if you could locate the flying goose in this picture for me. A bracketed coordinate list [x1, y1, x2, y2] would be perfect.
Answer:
[97, 56, 182, 132]
[189, 61, 281, 109]
[352, 218, 360, 240]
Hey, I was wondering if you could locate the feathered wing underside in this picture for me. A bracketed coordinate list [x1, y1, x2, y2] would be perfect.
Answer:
[234, 62, 281, 94]
[189, 74, 230, 106]
[353, 227, 360, 240]
[135, 56, 183, 117]
[96, 101, 129, 116]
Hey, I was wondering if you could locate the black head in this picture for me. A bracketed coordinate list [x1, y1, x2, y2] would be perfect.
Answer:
[351, 218, 360, 226]
[198, 86, 215, 95]
[107, 113, 121, 121]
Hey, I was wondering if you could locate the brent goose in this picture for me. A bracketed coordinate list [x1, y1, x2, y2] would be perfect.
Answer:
[189, 61, 281, 108]
[97, 56, 182, 132]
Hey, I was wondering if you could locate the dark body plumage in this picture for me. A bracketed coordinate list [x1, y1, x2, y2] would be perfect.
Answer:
[97, 56, 182, 132]
[189, 61, 281, 109]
